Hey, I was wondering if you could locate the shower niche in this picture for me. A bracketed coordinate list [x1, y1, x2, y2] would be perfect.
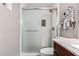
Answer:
[41, 19, 46, 27]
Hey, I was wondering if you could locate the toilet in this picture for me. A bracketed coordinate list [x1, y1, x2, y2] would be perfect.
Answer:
[40, 47, 54, 56]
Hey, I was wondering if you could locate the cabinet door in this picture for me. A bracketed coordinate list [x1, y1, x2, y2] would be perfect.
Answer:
[54, 42, 75, 56]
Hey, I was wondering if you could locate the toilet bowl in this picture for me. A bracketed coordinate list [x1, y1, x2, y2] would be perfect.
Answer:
[40, 47, 54, 56]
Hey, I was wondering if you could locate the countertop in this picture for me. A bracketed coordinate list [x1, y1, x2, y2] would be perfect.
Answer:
[53, 37, 79, 56]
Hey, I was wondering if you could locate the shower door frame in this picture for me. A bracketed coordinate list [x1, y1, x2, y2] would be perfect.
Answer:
[20, 6, 58, 55]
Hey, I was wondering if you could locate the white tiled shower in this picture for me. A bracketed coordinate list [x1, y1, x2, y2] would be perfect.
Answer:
[21, 3, 58, 55]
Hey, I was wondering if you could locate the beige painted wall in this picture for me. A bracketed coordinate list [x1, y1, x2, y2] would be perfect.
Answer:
[0, 3, 20, 56]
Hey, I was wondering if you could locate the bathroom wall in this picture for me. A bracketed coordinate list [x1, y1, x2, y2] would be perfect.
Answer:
[59, 3, 79, 38]
[0, 3, 20, 55]
[51, 3, 59, 38]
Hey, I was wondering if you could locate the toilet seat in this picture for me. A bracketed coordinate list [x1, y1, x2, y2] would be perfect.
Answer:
[40, 47, 54, 56]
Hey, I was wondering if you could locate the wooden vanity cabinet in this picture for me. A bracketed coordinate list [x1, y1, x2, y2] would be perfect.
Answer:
[54, 42, 75, 56]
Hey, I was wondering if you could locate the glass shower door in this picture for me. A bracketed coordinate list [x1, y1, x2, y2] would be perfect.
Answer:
[22, 9, 51, 54]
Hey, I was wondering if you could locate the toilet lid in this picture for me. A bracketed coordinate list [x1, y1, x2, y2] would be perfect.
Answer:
[40, 47, 54, 55]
